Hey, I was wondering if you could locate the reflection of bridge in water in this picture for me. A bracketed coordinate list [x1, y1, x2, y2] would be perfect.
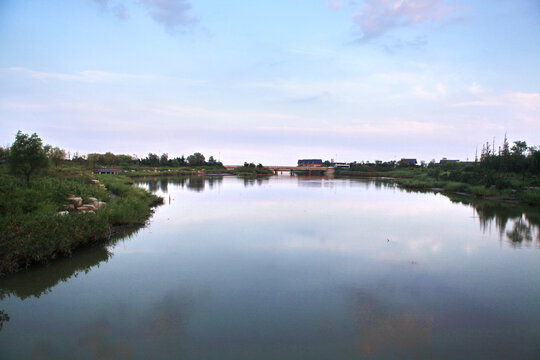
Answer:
[225, 165, 334, 176]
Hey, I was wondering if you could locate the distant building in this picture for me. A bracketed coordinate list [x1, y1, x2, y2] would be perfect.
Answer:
[439, 158, 460, 164]
[333, 162, 350, 168]
[401, 158, 417, 166]
[298, 159, 323, 167]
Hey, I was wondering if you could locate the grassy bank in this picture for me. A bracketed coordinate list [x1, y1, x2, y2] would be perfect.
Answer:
[336, 167, 540, 206]
[124, 165, 231, 178]
[0, 168, 162, 276]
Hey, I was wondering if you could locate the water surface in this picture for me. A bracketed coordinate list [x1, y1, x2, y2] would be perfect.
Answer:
[1, 176, 539, 359]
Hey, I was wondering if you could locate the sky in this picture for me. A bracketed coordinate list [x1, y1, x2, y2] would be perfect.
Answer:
[0, 0, 539, 165]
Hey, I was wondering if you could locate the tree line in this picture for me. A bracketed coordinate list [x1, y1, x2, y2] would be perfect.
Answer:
[0, 131, 224, 184]
[76, 151, 223, 168]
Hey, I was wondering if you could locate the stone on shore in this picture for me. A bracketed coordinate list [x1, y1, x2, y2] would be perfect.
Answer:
[94, 201, 107, 209]
[70, 197, 83, 207]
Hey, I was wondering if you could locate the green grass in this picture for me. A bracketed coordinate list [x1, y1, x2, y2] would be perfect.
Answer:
[338, 166, 540, 206]
[0, 169, 162, 276]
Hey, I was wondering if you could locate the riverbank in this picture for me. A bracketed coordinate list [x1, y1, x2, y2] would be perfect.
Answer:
[336, 168, 540, 206]
[0, 169, 163, 275]
[121, 165, 273, 178]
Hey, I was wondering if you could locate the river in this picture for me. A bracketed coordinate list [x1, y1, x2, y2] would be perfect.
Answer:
[1, 176, 539, 359]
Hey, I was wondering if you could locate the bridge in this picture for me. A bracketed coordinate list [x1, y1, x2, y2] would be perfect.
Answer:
[225, 165, 334, 176]
[93, 168, 122, 174]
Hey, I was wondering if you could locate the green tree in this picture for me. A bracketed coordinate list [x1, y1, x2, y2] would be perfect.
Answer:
[47, 146, 66, 168]
[160, 153, 169, 166]
[8, 131, 49, 184]
[0, 146, 9, 162]
[146, 153, 159, 166]
[187, 152, 205, 166]
[103, 152, 116, 166]
[511, 141, 527, 156]
[87, 153, 98, 169]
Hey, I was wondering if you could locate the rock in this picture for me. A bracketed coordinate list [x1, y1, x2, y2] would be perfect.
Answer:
[71, 197, 83, 207]
[64, 204, 75, 210]
[92, 179, 100, 184]
[88, 197, 98, 202]
[57, 211, 69, 216]
[94, 201, 107, 209]
[77, 204, 96, 212]
[84, 204, 96, 211]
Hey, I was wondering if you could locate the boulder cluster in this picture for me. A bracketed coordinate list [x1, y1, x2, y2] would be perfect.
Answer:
[57, 179, 108, 216]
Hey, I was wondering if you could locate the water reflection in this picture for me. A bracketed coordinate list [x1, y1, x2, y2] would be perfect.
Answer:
[142, 176, 226, 193]
[0, 310, 9, 331]
[243, 177, 269, 187]
[0, 246, 112, 300]
[447, 197, 540, 247]
[363, 177, 540, 248]
[0, 227, 142, 301]
[2, 176, 540, 359]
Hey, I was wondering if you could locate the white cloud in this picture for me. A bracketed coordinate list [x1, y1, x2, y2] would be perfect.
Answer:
[89, 0, 129, 19]
[412, 82, 447, 100]
[354, 0, 453, 41]
[467, 82, 484, 95]
[138, 0, 197, 31]
[450, 91, 540, 109]
[1, 67, 153, 83]
[326, 0, 345, 10]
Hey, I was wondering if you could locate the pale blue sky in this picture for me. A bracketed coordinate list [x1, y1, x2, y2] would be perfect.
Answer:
[1, 0, 539, 164]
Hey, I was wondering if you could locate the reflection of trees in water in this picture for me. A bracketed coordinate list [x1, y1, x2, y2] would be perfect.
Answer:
[187, 177, 205, 192]
[144, 180, 170, 193]
[506, 218, 534, 245]
[391, 182, 540, 248]
[464, 201, 540, 247]
[159, 179, 168, 193]
[0, 246, 112, 301]
[348, 290, 434, 358]
[206, 176, 223, 190]
[167, 176, 224, 193]
[147, 180, 159, 193]
[0, 227, 142, 301]
[243, 177, 269, 187]
[0, 309, 9, 331]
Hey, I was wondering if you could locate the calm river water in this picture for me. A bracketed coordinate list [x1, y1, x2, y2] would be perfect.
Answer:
[1, 176, 540, 359]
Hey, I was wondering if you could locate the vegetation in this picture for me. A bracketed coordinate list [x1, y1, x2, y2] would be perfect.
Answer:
[335, 138, 539, 206]
[7, 131, 49, 185]
[81, 150, 224, 169]
[0, 169, 162, 275]
[230, 163, 274, 176]
[0, 132, 163, 276]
